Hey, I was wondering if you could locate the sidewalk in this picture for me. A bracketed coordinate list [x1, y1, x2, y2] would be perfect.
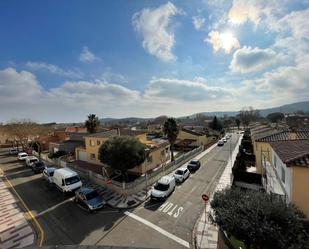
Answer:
[0, 170, 36, 249]
[82, 142, 219, 209]
[194, 135, 243, 249]
[82, 180, 149, 209]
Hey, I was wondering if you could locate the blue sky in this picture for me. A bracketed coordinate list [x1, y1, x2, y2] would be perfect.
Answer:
[0, 0, 308, 122]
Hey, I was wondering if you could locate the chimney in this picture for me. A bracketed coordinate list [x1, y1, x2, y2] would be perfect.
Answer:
[288, 129, 297, 140]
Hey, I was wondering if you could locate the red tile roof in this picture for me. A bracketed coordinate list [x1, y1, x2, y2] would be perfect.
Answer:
[257, 130, 309, 142]
[270, 140, 309, 167]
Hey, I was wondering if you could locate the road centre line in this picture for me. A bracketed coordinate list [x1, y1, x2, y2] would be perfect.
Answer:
[124, 211, 190, 248]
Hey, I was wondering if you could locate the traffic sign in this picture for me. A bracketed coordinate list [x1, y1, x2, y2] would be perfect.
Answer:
[202, 194, 209, 202]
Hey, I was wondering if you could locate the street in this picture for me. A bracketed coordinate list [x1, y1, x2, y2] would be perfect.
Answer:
[0, 134, 240, 249]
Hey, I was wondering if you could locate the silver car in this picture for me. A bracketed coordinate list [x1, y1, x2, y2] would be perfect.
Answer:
[42, 167, 56, 183]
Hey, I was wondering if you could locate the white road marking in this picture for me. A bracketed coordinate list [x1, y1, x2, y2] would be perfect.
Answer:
[158, 202, 184, 219]
[5, 168, 32, 177]
[35, 197, 74, 217]
[124, 211, 190, 248]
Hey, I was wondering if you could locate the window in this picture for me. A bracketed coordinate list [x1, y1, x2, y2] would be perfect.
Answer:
[90, 140, 95, 147]
[90, 153, 96, 160]
[97, 140, 100, 146]
[281, 167, 285, 183]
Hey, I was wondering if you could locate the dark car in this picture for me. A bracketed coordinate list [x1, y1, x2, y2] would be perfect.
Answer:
[74, 187, 106, 213]
[187, 159, 201, 172]
[32, 161, 46, 173]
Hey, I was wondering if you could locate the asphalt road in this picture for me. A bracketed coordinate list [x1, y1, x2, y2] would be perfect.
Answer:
[0, 134, 240, 249]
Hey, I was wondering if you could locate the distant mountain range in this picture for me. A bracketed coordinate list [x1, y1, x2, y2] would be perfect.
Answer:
[99, 100, 309, 124]
[187, 100, 309, 118]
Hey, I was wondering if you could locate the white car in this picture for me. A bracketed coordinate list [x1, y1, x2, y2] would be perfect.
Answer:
[151, 176, 176, 201]
[9, 148, 19, 155]
[26, 156, 39, 167]
[222, 138, 227, 143]
[217, 140, 224, 146]
[174, 167, 190, 183]
[17, 152, 28, 161]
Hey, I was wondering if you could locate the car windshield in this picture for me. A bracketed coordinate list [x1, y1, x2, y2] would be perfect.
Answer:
[85, 190, 99, 200]
[154, 183, 169, 191]
[65, 176, 80, 185]
[190, 161, 197, 165]
[30, 159, 38, 163]
[175, 170, 184, 175]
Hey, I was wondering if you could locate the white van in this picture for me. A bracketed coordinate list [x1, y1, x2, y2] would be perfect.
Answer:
[151, 176, 176, 200]
[53, 168, 82, 193]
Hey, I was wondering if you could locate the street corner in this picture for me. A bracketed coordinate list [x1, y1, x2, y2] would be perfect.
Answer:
[0, 179, 36, 249]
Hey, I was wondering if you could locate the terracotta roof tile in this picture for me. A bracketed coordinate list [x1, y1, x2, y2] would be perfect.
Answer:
[257, 130, 309, 142]
[270, 140, 309, 167]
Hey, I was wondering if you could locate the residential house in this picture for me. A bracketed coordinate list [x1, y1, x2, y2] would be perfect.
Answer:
[254, 130, 309, 174]
[75, 129, 170, 175]
[262, 140, 309, 217]
[177, 128, 209, 148]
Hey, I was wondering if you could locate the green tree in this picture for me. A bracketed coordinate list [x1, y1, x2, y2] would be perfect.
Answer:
[266, 112, 284, 123]
[236, 118, 241, 130]
[85, 114, 100, 133]
[209, 116, 223, 131]
[210, 188, 309, 249]
[163, 118, 179, 162]
[99, 136, 146, 181]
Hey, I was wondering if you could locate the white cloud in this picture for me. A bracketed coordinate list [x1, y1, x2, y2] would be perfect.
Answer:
[79, 46, 100, 63]
[0, 68, 42, 104]
[230, 46, 278, 73]
[192, 16, 205, 30]
[242, 54, 309, 102]
[0, 67, 240, 122]
[228, 0, 262, 25]
[206, 30, 240, 53]
[132, 2, 180, 62]
[25, 62, 83, 78]
[0, 67, 139, 122]
[144, 78, 235, 102]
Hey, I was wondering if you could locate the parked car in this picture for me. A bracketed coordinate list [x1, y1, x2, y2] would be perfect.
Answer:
[222, 138, 227, 143]
[43, 167, 56, 183]
[173, 167, 190, 183]
[17, 152, 28, 161]
[26, 156, 39, 167]
[9, 148, 19, 155]
[53, 168, 82, 193]
[32, 161, 46, 173]
[151, 176, 176, 201]
[217, 140, 224, 146]
[74, 187, 105, 213]
[187, 159, 201, 172]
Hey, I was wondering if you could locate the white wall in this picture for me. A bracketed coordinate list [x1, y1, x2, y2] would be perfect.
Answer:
[272, 150, 292, 202]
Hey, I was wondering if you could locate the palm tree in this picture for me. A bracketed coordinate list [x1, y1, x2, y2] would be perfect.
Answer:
[85, 114, 100, 134]
[163, 118, 179, 162]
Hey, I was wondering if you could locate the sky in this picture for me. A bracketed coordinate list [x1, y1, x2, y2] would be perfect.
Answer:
[0, 0, 308, 123]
